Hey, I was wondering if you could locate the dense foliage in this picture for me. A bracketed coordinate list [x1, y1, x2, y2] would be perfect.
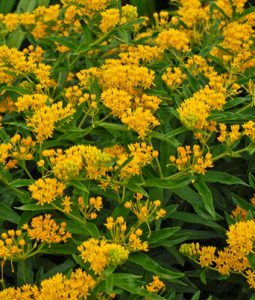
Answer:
[0, 0, 254, 299]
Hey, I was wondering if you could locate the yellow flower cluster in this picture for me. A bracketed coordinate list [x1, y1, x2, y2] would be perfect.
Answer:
[162, 67, 187, 89]
[29, 178, 65, 205]
[78, 238, 129, 275]
[64, 85, 90, 106]
[78, 195, 103, 220]
[23, 214, 71, 244]
[43, 146, 85, 182]
[243, 121, 255, 141]
[0, 134, 35, 169]
[77, 50, 161, 138]
[62, 0, 110, 18]
[214, 0, 248, 18]
[105, 143, 158, 181]
[171, 0, 209, 28]
[146, 275, 165, 295]
[119, 44, 163, 64]
[124, 192, 166, 222]
[217, 123, 241, 144]
[27, 102, 74, 143]
[156, 29, 190, 52]
[101, 88, 161, 138]
[170, 145, 213, 175]
[177, 86, 225, 130]
[180, 219, 255, 288]
[100, 8, 120, 33]
[16, 94, 50, 112]
[153, 11, 170, 29]
[0, 268, 95, 300]
[105, 216, 149, 252]
[211, 21, 254, 71]
[0, 229, 26, 261]
[0, 45, 53, 89]
[88, 59, 155, 94]
[121, 4, 139, 23]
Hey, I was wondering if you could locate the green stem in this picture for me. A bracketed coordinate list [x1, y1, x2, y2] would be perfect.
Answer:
[148, 138, 163, 179]
[20, 259, 28, 283]
[52, 203, 86, 226]
[21, 161, 34, 180]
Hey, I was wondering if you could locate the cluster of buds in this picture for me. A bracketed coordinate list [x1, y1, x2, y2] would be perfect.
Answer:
[169, 144, 213, 175]
[124, 192, 166, 223]
[78, 196, 103, 220]
[0, 230, 26, 261]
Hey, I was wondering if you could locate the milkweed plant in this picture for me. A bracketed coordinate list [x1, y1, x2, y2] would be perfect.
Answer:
[0, 0, 254, 299]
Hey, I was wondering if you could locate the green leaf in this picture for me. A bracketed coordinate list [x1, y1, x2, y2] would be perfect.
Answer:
[150, 131, 183, 147]
[97, 122, 128, 132]
[43, 243, 77, 255]
[204, 171, 248, 186]
[144, 177, 191, 189]
[248, 253, 255, 271]
[0, 129, 9, 142]
[43, 36, 78, 50]
[193, 181, 215, 218]
[10, 179, 34, 188]
[127, 181, 149, 197]
[71, 180, 89, 193]
[129, 252, 184, 281]
[192, 291, 201, 300]
[200, 269, 207, 285]
[44, 259, 76, 279]
[112, 273, 165, 299]
[249, 173, 255, 189]
[0, 202, 20, 224]
[17, 204, 54, 211]
[0, 0, 16, 13]
[149, 227, 180, 245]
[170, 212, 224, 230]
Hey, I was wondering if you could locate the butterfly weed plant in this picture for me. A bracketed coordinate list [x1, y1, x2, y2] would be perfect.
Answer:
[0, 0, 254, 299]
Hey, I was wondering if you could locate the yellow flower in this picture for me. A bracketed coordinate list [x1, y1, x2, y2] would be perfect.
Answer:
[243, 121, 255, 141]
[23, 214, 71, 244]
[29, 178, 65, 205]
[27, 102, 74, 143]
[146, 276, 165, 294]
[162, 67, 187, 88]
[78, 238, 129, 275]
[156, 29, 190, 52]
[199, 246, 216, 267]
[171, 145, 213, 175]
[100, 8, 120, 33]
[0, 269, 95, 300]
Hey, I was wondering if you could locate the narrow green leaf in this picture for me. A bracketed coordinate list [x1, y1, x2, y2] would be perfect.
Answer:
[200, 269, 207, 285]
[10, 179, 34, 188]
[204, 171, 248, 186]
[129, 252, 184, 281]
[144, 177, 191, 189]
[43, 36, 78, 50]
[71, 180, 89, 193]
[192, 291, 201, 300]
[149, 227, 180, 245]
[0, 0, 16, 13]
[17, 204, 54, 211]
[112, 273, 165, 299]
[43, 243, 77, 255]
[0, 202, 20, 224]
[97, 122, 128, 132]
[193, 181, 215, 218]
[248, 253, 255, 271]
[249, 173, 255, 188]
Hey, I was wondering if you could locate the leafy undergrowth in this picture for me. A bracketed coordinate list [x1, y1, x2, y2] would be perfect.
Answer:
[0, 0, 255, 299]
